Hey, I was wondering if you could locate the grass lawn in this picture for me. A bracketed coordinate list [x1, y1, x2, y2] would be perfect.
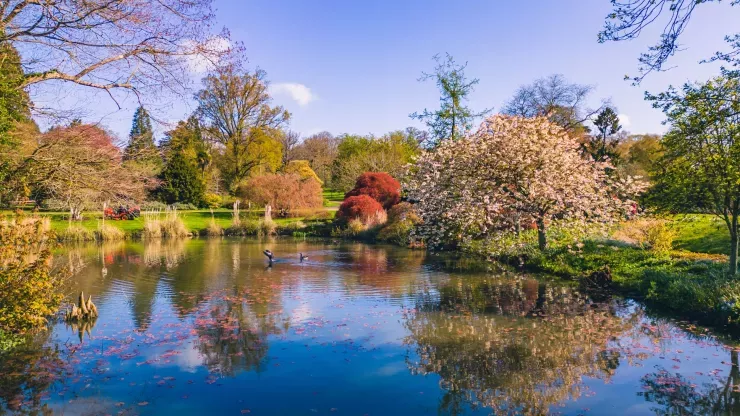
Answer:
[323, 189, 344, 208]
[672, 214, 731, 255]
[3, 208, 333, 236]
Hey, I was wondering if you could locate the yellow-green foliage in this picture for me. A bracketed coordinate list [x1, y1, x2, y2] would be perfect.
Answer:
[284, 160, 323, 185]
[0, 217, 64, 334]
[203, 193, 223, 209]
[347, 218, 367, 235]
[645, 221, 676, 254]
[613, 218, 675, 253]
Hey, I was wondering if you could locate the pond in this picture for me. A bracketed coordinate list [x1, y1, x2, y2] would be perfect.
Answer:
[1, 238, 738, 415]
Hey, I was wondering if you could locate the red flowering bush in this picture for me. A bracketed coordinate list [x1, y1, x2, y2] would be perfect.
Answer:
[345, 172, 401, 210]
[337, 195, 384, 225]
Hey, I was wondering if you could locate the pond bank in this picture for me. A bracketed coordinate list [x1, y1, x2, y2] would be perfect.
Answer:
[514, 240, 740, 333]
[50, 210, 740, 333]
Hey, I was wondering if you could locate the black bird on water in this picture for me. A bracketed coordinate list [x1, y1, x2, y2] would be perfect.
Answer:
[299, 253, 308, 262]
[263, 249, 274, 266]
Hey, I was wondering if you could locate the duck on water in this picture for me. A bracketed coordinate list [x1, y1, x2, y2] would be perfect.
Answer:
[263, 250, 309, 266]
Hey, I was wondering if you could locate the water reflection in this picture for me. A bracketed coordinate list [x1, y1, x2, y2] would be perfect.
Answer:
[0, 332, 69, 414]
[405, 276, 640, 415]
[3, 239, 738, 415]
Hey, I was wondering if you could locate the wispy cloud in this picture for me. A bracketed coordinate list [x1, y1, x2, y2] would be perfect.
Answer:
[618, 113, 631, 129]
[271, 83, 316, 106]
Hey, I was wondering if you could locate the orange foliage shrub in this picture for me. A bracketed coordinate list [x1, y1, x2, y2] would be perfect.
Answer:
[237, 173, 323, 217]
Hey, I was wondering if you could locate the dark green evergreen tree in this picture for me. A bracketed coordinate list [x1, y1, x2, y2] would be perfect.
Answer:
[157, 150, 205, 206]
[0, 42, 32, 205]
[0, 42, 29, 146]
[124, 107, 157, 162]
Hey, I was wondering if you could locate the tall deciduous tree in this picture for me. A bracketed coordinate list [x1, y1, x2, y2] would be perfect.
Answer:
[0, 0, 230, 107]
[410, 53, 490, 144]
[583, 107, 622, 163]
[279, 130, 300, 166]
[291, 131, 338, 186]
[503, 74, 602, 136]
[599, 0, 740, 83]
[647, 75, 740, 274]
[406, 115, 643, 250]
[196, 64, 289, 189]
[616, 134, 663, 180]
[20, 124, 147, 219]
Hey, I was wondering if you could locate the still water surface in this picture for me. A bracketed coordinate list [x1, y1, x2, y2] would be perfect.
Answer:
[2, 238, 738, 415]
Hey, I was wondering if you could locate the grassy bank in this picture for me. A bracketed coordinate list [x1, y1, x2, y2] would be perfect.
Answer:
[525, 241, 738, 327]
[496, 214, 740, 331]
[10, 209, 335, 241]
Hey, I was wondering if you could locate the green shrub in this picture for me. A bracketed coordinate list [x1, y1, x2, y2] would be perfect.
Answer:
[0, 217, 64, 334]
[171, 202, 198, 211]
[280, 221, 306, 233]
[58, 225, 95, 242]
[140, 201, 168, 211]
[258, 218, 277, 236]
[0, 329, 23, 352]
[377, 202, 422, 246]
[225, 219, 260, 236]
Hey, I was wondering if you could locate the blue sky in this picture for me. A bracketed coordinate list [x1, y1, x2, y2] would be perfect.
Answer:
[43, 0, 740, 142]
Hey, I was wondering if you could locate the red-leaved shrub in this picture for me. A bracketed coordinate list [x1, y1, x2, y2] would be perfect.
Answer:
[337, 195, 384, 225]
[344, 172, 400, 210]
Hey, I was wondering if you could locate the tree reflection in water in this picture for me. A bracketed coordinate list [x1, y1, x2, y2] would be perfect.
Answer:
[0, 332, 69, 415]
[193, 275, 288, 377]
[639, 351, 740, 415]
[404, 276, 636, 415]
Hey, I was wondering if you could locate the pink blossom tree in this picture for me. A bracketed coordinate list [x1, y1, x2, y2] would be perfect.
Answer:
[406, 114, 644, 250]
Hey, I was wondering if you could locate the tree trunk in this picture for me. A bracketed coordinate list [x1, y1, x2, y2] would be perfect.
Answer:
[537, 216, 547, 251]
[731, 230, 738, 276]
